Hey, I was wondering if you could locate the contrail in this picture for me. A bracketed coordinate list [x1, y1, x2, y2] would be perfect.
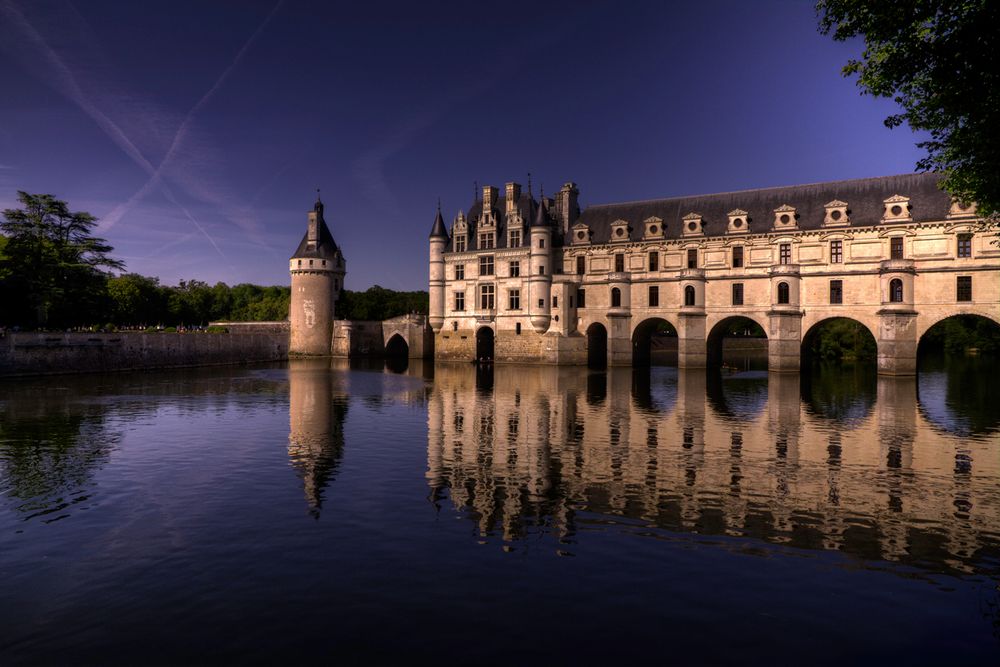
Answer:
[0, 0, 229, 261]
[101, 0, 285, 232]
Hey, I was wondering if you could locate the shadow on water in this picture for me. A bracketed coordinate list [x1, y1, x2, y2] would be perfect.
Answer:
[917, 353, 1000, 437]
[800, 361, 877, 426]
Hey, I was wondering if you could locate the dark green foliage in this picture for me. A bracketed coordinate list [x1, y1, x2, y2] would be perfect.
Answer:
[337, 285, 428, 321]
[806, 318, 878, 361]
[818, 1, 1000, 218]
[1, 192, 123, 327]
[920, 315, 1000, 355]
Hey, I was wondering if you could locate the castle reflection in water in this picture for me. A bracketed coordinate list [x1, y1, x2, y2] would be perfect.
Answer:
[416, 362, 1000, 573]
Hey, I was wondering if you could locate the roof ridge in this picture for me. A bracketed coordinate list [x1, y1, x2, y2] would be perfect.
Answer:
[584, 173, 937, 209]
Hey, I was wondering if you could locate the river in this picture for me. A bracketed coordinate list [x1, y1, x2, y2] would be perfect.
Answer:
[1, 358, 998, 664]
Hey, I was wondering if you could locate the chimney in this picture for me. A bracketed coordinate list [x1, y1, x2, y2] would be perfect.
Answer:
[505, 182, 522, 213]
[307, 211, 319, 244]
[556, 182, 580, 235]
[482, 185, 498, 211]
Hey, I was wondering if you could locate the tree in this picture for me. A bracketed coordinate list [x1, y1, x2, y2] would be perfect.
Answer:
[818, 1, 1000, 218]
[0, 192, 124, 327]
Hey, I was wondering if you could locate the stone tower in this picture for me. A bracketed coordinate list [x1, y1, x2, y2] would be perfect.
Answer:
[428, 205, 449, 333]
[289, 195, 345, 355]
[528, 193, 553, 333]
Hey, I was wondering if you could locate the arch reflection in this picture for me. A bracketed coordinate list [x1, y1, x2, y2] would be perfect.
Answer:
[426, 364, 1000, 574]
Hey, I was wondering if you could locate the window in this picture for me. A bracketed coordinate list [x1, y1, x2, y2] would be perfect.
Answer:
[648, 285, 659, 307]
[479, 255, 494, 276]
[957, 234, 972, 258]
[508, 289, 520, 310]
[611, 287, 622, 308]
[649, 252, 658, 272]
[454, 235, 467, 252]
[615, 253, 625, 273]
[687, 249, 697, 268]
[777, 282, 790, 304]
[553, 296, 558, 308]
[957, 276, 972, 302]
[538, 265, 545, 275]
[779, 243, 791, 265]
[830, 280, 843, 304]
[890, 236, 903, 259]
[577, 289, 586, 308]
[539, 238, 545, 249]
[684, 285, 695, 306]
[732, 246, 743, 268]
[479, 232, 494, 249]
[480, 284, 495, 309]
[454, 292, 465, 311]
[537, 299, 544, 308]
[732, 283, 743, 306]
[830, 239, 843, 263]
[509, 261, 520, 277]
[452, 321, 458, 331]
[889, 278, 903, 303]
[515, 322, 521, 335]
[576, 256, 585, 275]
[455, 264, 465, 280]
[509, 229, 521, 248]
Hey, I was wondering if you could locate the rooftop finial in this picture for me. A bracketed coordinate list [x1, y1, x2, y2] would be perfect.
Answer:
[527, 172, 532, 198]
[316, 188, 321, 203]
[437, 197, 441, 213]
[474, 180, 479, 202]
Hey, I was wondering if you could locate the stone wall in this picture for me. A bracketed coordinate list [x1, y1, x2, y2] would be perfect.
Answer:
[0, 332, 288, 377]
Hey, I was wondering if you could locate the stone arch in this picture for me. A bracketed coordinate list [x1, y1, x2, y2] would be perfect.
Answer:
[801, 317, 878, 366]
[475, 326, 495, 363]
[916, 313, 1000, 367]
[586, 322, 608, 370]
[705, 315, 768, 369]
[631, 316, 678, 367]
[916, 309, 1000, 342]
[385, 333, 409, 358]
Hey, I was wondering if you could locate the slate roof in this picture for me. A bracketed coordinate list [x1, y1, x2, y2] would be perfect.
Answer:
[291, 201, 340, 259]
[574, 173, 950, 245]
[429, 208, 448, 238]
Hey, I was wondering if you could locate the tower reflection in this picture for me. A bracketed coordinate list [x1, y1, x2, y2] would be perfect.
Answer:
[288, 359, 348, 518]
[426, 364, 1000, 573]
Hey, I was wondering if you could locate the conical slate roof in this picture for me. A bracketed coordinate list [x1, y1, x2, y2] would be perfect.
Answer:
[429, 207, 448, 239]
[291, 198, 339, 260]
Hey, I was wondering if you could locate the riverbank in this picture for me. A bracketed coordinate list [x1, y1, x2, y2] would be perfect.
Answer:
[0, 331, 289, 377]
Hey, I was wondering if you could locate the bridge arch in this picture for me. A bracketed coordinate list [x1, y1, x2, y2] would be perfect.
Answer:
[631, 316, 678, 367]
[706, 315, 768, 369]
[801, 317, 878, 366]
[385, 332, 409, 358]
[586, 322, 608, 370]
[916, 310, 1000, 343]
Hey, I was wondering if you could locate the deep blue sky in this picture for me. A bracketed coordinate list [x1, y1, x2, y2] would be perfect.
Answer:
[0, 0, 926, 290]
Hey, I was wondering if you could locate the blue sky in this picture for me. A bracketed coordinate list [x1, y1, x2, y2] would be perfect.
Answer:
[0, 1, 926, 290]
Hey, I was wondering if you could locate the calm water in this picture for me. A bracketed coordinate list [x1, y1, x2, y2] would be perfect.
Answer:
[1, 358, 999, 664]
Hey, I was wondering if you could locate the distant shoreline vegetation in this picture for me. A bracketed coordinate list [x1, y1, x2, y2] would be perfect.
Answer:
[0, 191, 426, 331]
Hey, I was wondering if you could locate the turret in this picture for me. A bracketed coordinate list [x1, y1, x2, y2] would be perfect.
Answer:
[528, 190, 554, 333]
[289, 194, 345, 355]
[428, 203, 448, 333]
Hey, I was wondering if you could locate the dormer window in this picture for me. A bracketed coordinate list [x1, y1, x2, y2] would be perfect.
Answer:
[824, 200, 850, 226]
[610, 219, 631, 242]
[948, 200, 977, 219]
[643, 216, 664, 240]
[454, 235, 467, 252]
[727, 209, 749, 234]
[773, 204, 797, 230]
[682, 212, 703, 237]
[478, 232, 495, 249]
[882, 195, 912, 222]
[508, 228, 521, 248]
[571, 222, 591, 245]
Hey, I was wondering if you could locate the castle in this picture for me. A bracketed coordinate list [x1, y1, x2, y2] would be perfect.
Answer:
[426, 174, 1000, 375]
[289, 196, 346, 355]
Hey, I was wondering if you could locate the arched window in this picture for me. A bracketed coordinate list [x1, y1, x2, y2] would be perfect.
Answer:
[611, 287, 621, 308]
[777, 282, 790, 304]
[684, 285, 696, 306]
[889, 278, 904, 303]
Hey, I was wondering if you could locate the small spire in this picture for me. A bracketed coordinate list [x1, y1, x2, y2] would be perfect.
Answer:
[527, 172, 532, 198]
[474, 180, 479, 202]
[531, 185, 548, 228]
[437, 197, 441, 213]
[429, 202, 448, 239]
[316, 187, 321, 203]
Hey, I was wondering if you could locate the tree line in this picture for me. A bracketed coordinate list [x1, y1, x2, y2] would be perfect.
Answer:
[0, 192, 426, 330]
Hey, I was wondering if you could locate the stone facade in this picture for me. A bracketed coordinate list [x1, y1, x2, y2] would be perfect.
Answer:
[289, 197, 345, 355]
[428, 174, 1000, 375]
